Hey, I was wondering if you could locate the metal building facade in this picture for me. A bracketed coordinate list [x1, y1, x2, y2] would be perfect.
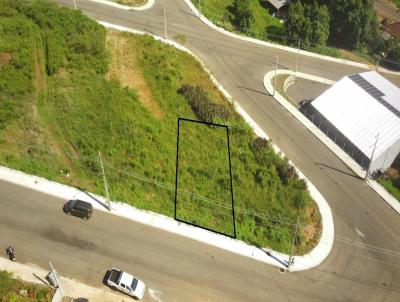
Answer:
[310, 71, 400, 174]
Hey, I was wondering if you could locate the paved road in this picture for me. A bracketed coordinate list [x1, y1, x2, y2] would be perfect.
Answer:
[375, 0, 400, 22]
[3, 0, 400, 301]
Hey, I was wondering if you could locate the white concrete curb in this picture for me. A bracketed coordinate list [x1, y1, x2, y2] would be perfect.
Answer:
[183, 0, 400, 76]
[1, 21, 335, 272]
[88, 0, 155, 11]
[264, 70, 400, 215]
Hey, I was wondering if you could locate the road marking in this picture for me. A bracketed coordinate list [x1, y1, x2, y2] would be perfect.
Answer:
[355, 227, 365, 238]
[148, 288, 164, 302]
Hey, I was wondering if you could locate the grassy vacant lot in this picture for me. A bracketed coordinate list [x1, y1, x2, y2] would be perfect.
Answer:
[111, 0, 147, 7]
[191, 0, 282, 40]
[0, 271, 53, 302]
[0, 0, 321, 254]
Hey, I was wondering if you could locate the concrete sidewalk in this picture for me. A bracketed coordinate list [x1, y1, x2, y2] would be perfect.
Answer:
[263, 69, 400, 215]
[0, 257, 125, 301]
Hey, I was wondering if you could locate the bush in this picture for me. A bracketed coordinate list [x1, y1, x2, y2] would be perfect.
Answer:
[45, 31, 65, 75]
[394, 177, 400, 189]
[179, 84, 233, 122]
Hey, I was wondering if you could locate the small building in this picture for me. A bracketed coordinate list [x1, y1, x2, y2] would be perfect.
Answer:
[263, 0, 290, 17]
[307, 71, 400, 174]
[383, 22, 400, 40]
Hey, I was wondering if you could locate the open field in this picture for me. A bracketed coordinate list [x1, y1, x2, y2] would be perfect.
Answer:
[0, 0, 320, 254]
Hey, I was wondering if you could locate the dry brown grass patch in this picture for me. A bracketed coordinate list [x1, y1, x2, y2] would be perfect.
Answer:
[0, 52, 12, 66]
[106, 30, 163, 118]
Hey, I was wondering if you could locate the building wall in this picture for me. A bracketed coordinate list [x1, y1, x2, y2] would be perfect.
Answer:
[370, 137, 400, 173]
[306, 104, 400, 174]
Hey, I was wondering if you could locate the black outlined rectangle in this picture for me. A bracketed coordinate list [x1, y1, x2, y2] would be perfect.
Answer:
[174, 118, 236, 238]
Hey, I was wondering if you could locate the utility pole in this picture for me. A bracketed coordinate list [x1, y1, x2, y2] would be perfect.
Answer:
[295, 39, 300, 78]
[49, 262, 64, 298]
[273, 55, 278, 96]
[375, 57, 380, 72]
[365, 133, 379, 180]
[288, 216, 299, 269]
[164, 0, 168, 39]
[73, 0, 77, 9]
[98, 151, 111, 210]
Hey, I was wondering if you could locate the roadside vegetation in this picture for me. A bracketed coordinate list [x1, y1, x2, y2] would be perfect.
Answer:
[111, 0, 147, 7]
[191, 0, 400, 70]
[0, 0, 321, 254]
[0, 271, 53, 302]
[378, 168, 400, 203]
[393, 0, 400, 9]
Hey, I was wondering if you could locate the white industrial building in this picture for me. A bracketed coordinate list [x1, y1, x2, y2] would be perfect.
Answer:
[309, 71, 400, 174]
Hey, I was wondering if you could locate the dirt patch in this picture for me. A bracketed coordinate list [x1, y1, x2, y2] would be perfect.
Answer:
[386, 167, 399, 178]
[106, 30, 163, 118]
[338, 49, 374, 66]
[0, 52, 12, 66]
[301, 204, 322, 252]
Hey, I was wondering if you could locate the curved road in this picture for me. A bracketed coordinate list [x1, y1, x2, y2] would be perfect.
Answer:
[2, 0, 400, 301]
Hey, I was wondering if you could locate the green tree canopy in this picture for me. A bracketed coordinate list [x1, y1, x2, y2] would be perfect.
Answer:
[286, 1, 329, 48]
[303, 0, 379, 50]
[232, 0, 254, 33]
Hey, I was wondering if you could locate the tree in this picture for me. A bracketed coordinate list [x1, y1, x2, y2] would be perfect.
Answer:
[323, 0, 377, 49]
[310, 2, 330, 46]
[385, 38, 400, 70]
[286, 1, 329, 48]
[232, 0, 254, 33]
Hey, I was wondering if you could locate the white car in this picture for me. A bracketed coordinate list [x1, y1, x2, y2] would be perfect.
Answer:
[106, 268, 146, 300]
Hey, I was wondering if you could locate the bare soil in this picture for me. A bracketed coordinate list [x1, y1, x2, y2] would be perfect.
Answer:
[106, 30, 163, 118]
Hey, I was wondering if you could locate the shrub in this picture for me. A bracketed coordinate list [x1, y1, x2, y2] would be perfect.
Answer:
[45, 31, 65, 75]
[179, 84, 232, 122]
[394, 177, 400, 189]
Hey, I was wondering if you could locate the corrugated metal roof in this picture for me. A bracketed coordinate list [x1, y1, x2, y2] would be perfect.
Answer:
[265, 0, 289, 10]
[383, 22, 400, 39]
[311, 71, 400, 160]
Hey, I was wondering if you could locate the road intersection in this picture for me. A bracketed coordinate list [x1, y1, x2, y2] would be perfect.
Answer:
[1, 0, 400, 301]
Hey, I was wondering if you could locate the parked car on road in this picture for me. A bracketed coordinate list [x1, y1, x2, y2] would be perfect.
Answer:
[106, 268, 146, 300]
[63, 199, 93, 220]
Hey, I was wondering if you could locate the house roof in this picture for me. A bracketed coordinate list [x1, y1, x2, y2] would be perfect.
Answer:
[311, 71, 400, 159]
[383, 22, 400, 39]
[265, 0, 289, 10]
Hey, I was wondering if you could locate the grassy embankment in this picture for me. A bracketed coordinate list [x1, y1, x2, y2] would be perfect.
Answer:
[0, 271, 53, 302]
[378, 173, 400, 203]
[190, 0, 376, 65]
[0, 0, 321, 254]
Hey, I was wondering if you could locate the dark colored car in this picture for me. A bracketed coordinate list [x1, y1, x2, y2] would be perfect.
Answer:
[63, 199, 93, 220]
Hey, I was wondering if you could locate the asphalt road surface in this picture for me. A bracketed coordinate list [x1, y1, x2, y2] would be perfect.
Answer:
[2, 0, 400, 301]
[375, 0, 400, 22]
